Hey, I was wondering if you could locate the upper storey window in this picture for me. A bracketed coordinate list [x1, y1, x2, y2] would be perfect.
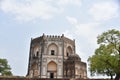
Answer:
[66, 46, 73, 57]
[36, 51, 39, 56]
[51, 50, 55, 55]
[48, 43, 58, 56]
[33, 46, 39, 57]
[67, 52, 69, 56]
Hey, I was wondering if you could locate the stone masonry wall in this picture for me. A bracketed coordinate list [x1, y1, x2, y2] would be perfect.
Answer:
[0, 76, 110, 80]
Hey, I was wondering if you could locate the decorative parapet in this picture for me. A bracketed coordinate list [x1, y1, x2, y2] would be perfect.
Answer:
[31, 34, 75, 45]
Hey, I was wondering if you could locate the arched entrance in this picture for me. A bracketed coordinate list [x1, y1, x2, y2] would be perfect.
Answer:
[47, 61, 57, 78]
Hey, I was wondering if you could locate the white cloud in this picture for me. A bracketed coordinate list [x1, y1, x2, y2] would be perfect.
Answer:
[57, 0, 82, 6]
[74, 23, 99, 37]
[89, 1, 119, 21]
[0, 0, 61, 21]
[66, 16, 78, 25]
[66, 16, 100, 39]
[0, 0, 82, 22]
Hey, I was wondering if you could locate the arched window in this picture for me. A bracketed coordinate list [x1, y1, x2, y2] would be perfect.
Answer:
[33, 46, 39, 57]
[51, 50, 55, 55]
[36, 51, 39, 56]
[66, 46, 73, 57]
[47, 43, 58, 56]
[67, 52, 69, 56]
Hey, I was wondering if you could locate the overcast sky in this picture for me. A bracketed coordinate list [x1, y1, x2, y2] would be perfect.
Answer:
[0, 0, 120, 78]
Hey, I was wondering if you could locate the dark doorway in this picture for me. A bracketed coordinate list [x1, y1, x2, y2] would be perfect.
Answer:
[50, 73, 54, 78]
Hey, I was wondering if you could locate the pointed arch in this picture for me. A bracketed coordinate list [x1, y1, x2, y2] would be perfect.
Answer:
[47, 43, 58, 55]
[31, 62, 38, 69]
[47, 61, 57, 72]
[65, 46, 73, 57]
[33, 46, 39, 57]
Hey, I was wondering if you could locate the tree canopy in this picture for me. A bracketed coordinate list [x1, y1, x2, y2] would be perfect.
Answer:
[88, 29, 120, 80]
[0, 58, 12, 76]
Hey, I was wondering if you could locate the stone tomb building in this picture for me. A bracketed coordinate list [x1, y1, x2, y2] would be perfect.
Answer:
[27, 34, 87, 79]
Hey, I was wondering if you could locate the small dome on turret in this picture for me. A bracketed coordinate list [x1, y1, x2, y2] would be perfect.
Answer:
[68, 54, 81, 61]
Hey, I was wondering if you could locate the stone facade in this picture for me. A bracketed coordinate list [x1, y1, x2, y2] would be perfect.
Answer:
[27, 34, 87, 79]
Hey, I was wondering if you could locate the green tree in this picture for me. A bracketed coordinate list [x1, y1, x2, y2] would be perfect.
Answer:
[88, 29, 120, 80]
[0, 58, 12, 76]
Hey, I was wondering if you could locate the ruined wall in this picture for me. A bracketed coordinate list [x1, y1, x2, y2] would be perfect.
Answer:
[0, 76, 110, 80]
[0, 76, 69, 80]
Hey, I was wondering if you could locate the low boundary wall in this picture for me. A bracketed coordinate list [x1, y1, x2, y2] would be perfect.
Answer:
[0, 76, 110, 80]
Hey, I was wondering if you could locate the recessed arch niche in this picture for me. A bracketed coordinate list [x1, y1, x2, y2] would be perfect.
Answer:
[66, 46, 73, 57]
[47, 61, 57, 72]
[31, 62, 38, 69]
[47, 43, 58, 55]
[33, 46, 39, 57]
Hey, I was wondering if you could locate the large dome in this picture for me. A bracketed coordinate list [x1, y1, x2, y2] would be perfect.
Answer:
[68, 54, 81, 61]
